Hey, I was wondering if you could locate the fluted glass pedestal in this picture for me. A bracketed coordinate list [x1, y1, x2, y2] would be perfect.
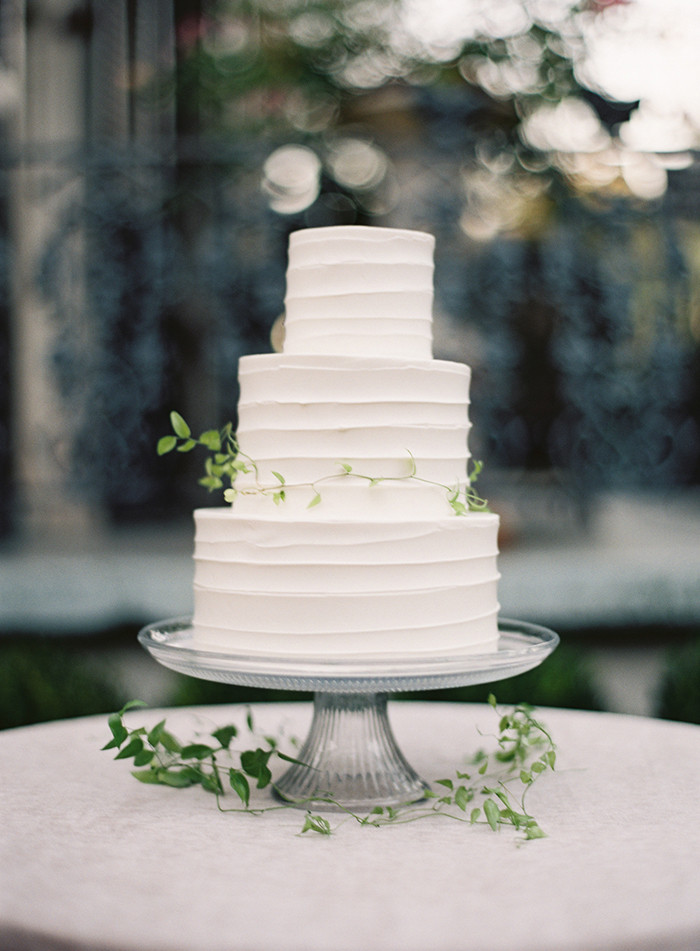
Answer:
[273, 692, 427, 808]
[138, 618, 559, 811]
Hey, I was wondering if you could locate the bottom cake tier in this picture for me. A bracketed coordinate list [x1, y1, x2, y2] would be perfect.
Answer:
[191, 508, 501, 655]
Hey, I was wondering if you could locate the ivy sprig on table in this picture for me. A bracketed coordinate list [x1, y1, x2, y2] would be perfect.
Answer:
[157, 411, 490, 514]
[103, 696, 555, 841]
[102, 700, 305, 807]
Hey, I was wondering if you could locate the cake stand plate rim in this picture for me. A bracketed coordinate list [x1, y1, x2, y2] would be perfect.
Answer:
[137, 617, 559, 692]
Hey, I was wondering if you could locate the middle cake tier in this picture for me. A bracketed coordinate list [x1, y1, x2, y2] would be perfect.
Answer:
[233, 354, 473, 516]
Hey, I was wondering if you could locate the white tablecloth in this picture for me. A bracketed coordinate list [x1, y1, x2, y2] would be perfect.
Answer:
[2, 702, 700, 951]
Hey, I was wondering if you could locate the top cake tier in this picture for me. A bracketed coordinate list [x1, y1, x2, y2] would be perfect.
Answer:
[283, 226, 435, 360]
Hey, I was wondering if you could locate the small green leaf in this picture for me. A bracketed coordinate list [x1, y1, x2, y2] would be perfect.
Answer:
[240, 748, 273, 788]
[455, 785, 473, 811]
[118, 699, 148, 715]
[495, 749, 516, 762]
[158, 730, 182, 754]
[147, 719, 167, 747]
[301, 813, 332, 835]
[131, 769, 163, 784]
[271, 471, 285, 485]
[483, 798, 500, 831]
[449, 497, 468, 516]
[212, 725, 238, 749]
[170, 411, 191, 438]
[199, 476, 224, 492]
[200, 771, 224, 794]
[114, 737, 144, 760]
[307, 492, 322, 509]
[103, 713, 127, 749]
[229, 769, 250, 807]
[470, 807, 481, 824]
[156, 768, 200, 788]
[435, 778, 454, 790]
[133, 749, 156, 767]
[181, 743, 215, 760]
[276, 751, 308, 768]
[524, 822, 547, 840]
[157, 435, 177, 455]
[199, 429, 221, 451]
[177, 439, 197, 453]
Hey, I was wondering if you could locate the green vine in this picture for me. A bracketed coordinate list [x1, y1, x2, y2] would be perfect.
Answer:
[103, 695, 555, 841]
[158, 411, 490, 514]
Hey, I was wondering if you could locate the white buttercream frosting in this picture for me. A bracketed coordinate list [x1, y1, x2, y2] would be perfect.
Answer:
[192, 225, 500, 655]
[234, 353, 471, 496]
[284, 226, 434, 358]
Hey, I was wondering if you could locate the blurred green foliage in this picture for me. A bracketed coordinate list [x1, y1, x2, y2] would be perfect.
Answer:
[166, 0, 583, 151]
[655, 635, 700, 725]
[398, 642, 604, 710]
[0, 638, 125, 731]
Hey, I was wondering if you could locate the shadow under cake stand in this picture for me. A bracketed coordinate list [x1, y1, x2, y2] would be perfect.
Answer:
[138, 618, 559, 811]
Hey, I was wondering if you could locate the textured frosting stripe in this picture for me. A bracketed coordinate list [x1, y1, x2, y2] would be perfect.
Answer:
[284, 321, 432, 359]
[237, 426, 468, 458]
[194, 511, 499, 552]
[192, 616, 499, 655]
[239, 400, 467, 429]
[287, 225, 434, 267]
[194, 558, 499, 592]
[284, 292, 431, 321]
[193, 582, 499, 633]
[239, 355, 468, 401]
[286, 262, 433, 298]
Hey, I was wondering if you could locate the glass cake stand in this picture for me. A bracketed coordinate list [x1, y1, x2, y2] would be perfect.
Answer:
[138, 617, 558, 811]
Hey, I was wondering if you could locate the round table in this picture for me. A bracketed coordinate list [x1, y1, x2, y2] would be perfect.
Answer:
[2, 703, 699, 951]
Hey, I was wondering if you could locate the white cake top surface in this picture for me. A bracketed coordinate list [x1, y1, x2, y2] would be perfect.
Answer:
[289, 225, 434, 246]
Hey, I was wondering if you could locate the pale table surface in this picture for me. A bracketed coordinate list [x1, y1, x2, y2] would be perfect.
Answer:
[2, 702, 700, 951]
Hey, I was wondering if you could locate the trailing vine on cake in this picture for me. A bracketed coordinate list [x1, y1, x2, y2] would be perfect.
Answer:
[158, 411, 490, 514]
[103, 695, 555, 840]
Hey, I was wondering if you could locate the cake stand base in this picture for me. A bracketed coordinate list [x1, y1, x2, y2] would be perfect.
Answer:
[273, 692, 428, 810]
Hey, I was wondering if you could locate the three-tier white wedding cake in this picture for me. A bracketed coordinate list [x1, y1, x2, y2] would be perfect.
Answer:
[192, 225, 501, 655]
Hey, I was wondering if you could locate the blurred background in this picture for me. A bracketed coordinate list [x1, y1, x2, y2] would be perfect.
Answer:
[1, 0, 699, 729]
